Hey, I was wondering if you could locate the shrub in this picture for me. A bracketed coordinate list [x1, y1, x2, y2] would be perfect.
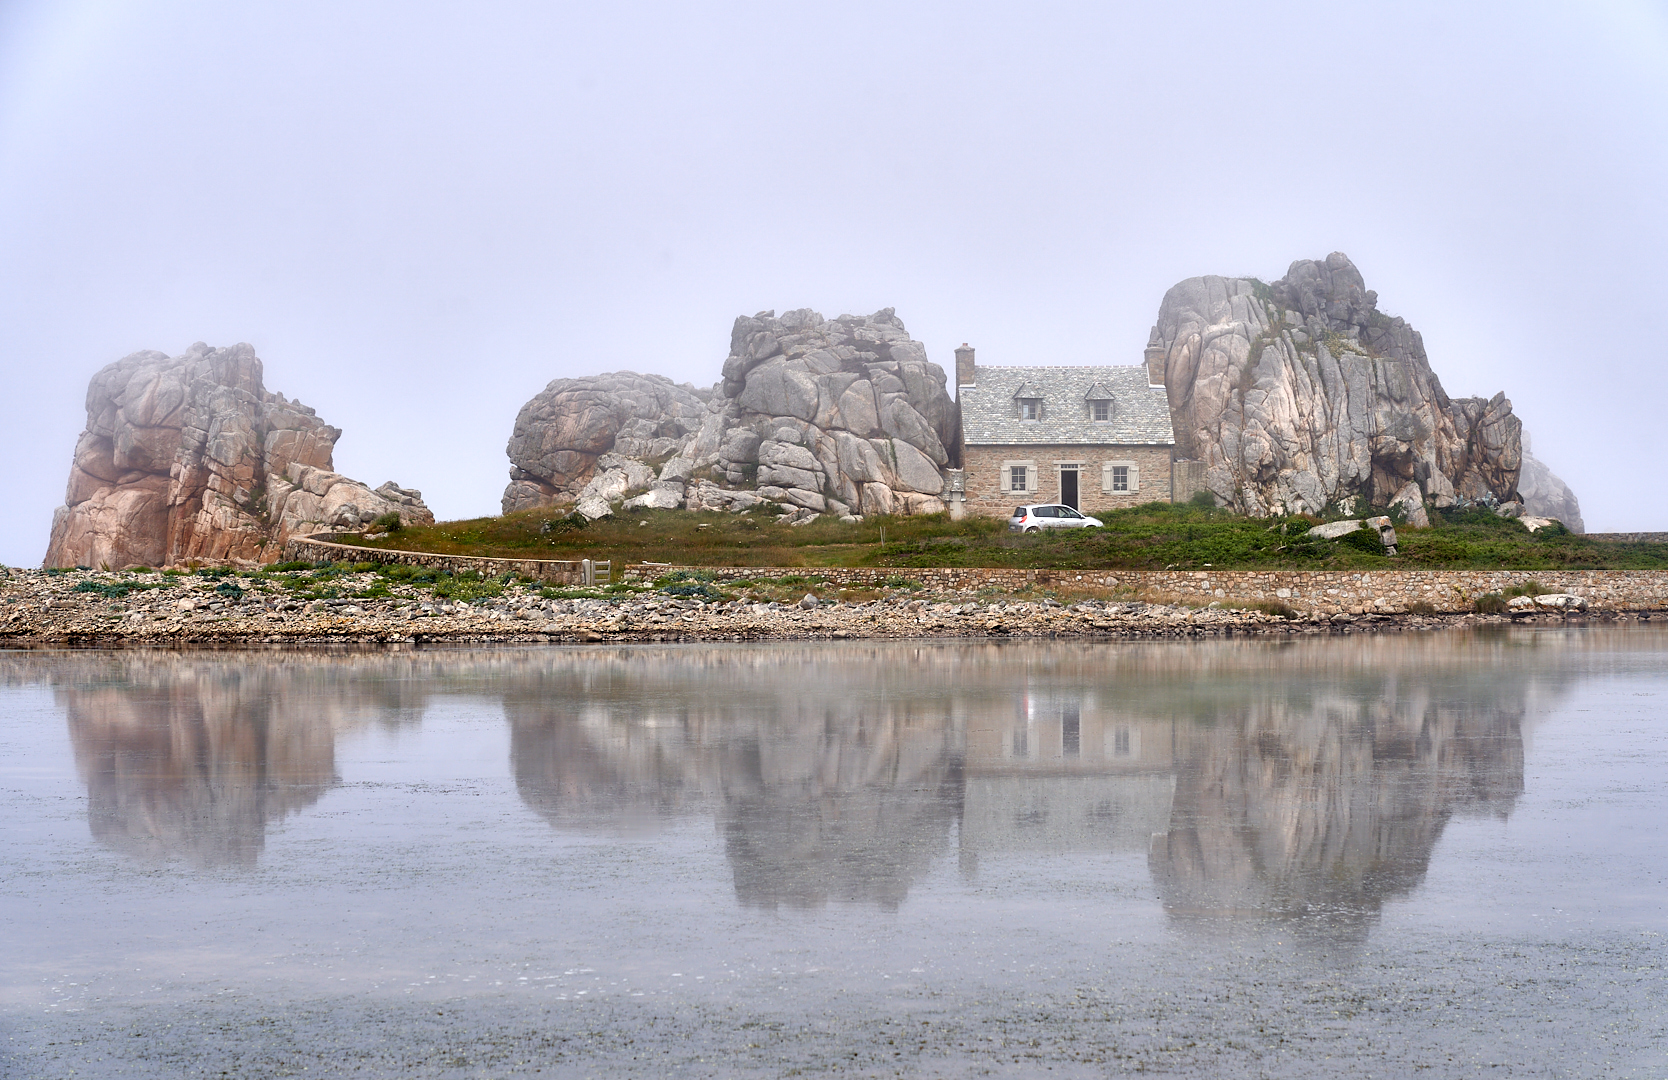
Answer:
[661, 582, 720, 599]
[1339, 528, 1387, 555]
[540, 513, 589, 534]
[371, 511, 403, 532]
[214, 581, 245, 601]
[269, 560, 314, 572]
[1503, 580, 1546, 598]
[1251, 600, 1299, 619]
[1474, 593, 1508, 614]
[1188, 490, 1216, 509]
[1406, 600, 1438, 615]
[656, 569, 716, 587]
[74, 580, 131, 598]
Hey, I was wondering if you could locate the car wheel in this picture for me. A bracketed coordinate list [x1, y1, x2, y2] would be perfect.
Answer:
[1024, 526, 1040, 533]
[1084, 523, 1101, 529]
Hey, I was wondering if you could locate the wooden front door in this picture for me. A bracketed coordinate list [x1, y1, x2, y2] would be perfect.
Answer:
[1060, 466, 1079, 510]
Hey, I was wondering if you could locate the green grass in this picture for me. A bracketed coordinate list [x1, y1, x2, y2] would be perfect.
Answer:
[315, 503, 1668, 572]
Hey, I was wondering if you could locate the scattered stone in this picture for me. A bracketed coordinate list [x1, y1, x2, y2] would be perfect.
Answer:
[1530, 593, 1587, 612]
[1307, 520, 1363, 540]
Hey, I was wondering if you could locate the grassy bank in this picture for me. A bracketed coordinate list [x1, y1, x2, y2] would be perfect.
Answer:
[333, 502, 1668, 572]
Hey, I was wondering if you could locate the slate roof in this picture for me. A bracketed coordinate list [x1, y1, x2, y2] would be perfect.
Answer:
[959, 365, 1175, 447]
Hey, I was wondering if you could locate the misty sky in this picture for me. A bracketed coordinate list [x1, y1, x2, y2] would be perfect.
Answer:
[2, 0, 1665, 565]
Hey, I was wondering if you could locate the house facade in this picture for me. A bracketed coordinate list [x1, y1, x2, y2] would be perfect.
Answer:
[953, 344, 1178, 518]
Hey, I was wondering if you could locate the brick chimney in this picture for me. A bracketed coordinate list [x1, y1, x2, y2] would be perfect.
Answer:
[1144, 343, 1167, 388]
[955, 343, 976, 389]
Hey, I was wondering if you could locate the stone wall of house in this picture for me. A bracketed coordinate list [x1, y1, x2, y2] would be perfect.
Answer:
[960, 444, 1174, 518]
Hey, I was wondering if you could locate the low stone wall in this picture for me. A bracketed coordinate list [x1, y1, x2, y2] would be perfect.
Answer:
[282, 534, 1668, 614]
[1588, 533, 1668, 544]
[1096, 568, 1668, 614]
[283, 534, 598, 584]
[627, 564, 1668, 614]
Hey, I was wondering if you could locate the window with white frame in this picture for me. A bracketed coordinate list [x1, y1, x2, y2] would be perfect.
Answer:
[1090, 399, 1111, 422]
[1101, 460, 1139, 494]
[1009, 464, 1029, 492]
[1018, 398, 1041, 420]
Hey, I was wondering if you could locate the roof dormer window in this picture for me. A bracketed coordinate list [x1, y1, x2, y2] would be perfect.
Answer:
[1083, 381, 1115, 422]
[1014, 381, 1043, 421]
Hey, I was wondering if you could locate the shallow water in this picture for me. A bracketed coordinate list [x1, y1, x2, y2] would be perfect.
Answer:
[1, 629, 1664, 1077]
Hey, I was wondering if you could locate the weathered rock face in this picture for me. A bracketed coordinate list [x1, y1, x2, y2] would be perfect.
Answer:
[501, 373, 712, 513]
[1518, 439, 1584, 533]
[501, 308, 959, 521]
[45, 343, 433, 568]
[1151, 253, 1523, 516]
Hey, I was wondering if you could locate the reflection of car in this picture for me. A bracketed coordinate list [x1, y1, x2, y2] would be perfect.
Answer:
[1008, 504, 1104, 532]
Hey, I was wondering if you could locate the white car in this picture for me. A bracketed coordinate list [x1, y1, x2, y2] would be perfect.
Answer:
[1008, 504, 1103, 532]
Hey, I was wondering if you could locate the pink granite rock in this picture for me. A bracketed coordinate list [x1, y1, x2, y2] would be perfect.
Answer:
[45, 343, 433, 567]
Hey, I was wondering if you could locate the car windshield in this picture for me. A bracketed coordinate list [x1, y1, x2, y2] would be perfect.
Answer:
[1060, 508, 1082, 518]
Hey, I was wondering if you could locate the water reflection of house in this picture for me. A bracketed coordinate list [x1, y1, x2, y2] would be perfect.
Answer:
[961, 697, 1176, 857]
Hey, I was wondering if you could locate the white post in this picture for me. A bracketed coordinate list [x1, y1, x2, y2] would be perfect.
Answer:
[582, 558, 594, 587]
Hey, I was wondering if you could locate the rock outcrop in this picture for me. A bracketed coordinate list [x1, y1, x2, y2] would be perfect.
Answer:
[1151, 253, 1523, 517]
[502, 308, 959, 521]
[44, 343, 432, 568]
[1518, 438, 1584, 533]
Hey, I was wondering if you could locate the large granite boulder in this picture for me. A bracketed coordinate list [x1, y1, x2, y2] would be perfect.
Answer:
[1517, 437, 1584, 533]
[45, 343, 432, 568]
[500, 373, 711, 513]
[1151, 253, 1524, 518]
[501, 308, 959, 519]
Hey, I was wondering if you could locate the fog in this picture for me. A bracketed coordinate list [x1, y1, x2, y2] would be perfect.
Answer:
[2, 0, 1664, 564]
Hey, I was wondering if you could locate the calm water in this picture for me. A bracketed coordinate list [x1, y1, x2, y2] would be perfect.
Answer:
[1, 630, 1664, 1078]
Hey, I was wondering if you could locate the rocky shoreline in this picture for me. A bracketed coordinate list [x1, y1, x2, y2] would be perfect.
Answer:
[1, 567, 1644, 648]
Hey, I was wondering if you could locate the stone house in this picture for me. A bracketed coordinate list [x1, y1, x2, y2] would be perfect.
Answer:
[952, 344, 1178, 518]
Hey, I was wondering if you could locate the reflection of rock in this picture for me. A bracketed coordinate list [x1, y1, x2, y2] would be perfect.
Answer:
[39, 652, 438, 866]
[716, 704, 960, 912]
[504, 645, 962, 908]
[1148, 668, 1532, 944]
